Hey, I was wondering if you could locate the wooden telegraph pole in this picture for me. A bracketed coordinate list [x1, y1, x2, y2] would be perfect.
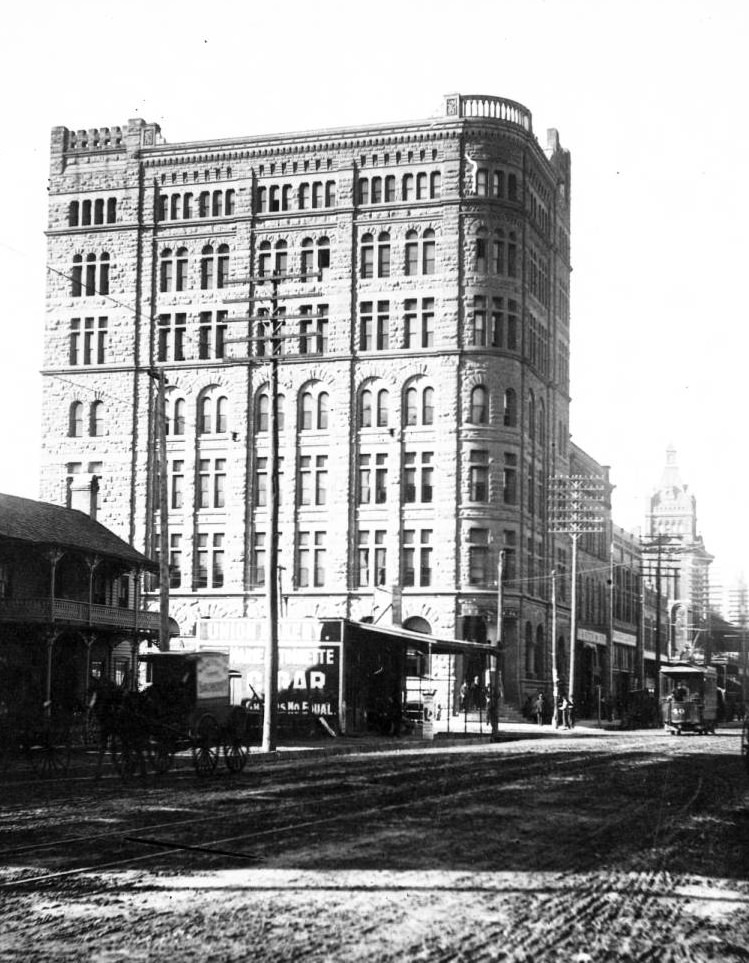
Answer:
[548, 475, 607, 708]
[149, 367, 171, 652]
[223, 268, 323, 752]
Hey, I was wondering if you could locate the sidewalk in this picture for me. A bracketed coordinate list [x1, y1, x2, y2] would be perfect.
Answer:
[261, 718, 622, 762]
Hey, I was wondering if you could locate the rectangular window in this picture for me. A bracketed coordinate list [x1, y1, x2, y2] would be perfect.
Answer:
[503, 453, 517, 505]
[403, 452, 416, 503]
[299, 455, 312, 506]
[255, 457, 268, 508]
[297, 531, 310, 587]
[422, 298, 434, 348]
[252, 532, 266, 587]
[357, 530, 370, 587]
[376, 301, 389, 350]
[420, 530, 433, 587]
[169, 533, 182, 588]
[315, 455, 327, 505]
[69, 319, 80, 365]
[404, 299, 417, 349]
[468, 528, 489, 586]
[375, 454, 388, 503]
[171, 459, 184, 510]
[358, 454, 371, 504]
[212, 533, 224, 588]
[472, 296, 487, 347]
[360, 302, 373, 351]
[314, 531, 326, 587]
[374, 531, 387, 586]
[469, 450, 489, 502]
[475, 238, 487, 273]
[402, 530, 415, 587]
[421, 452, 433, 503]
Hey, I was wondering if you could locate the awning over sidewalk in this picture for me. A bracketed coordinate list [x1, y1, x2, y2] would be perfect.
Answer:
[342, 619, 498, 656]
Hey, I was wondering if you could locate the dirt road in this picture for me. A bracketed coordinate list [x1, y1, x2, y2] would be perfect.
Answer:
[1, 728, 748, 961]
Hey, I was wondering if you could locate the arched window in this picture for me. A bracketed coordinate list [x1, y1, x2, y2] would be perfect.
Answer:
[360, 232, 374, 278]
[504, 388, 517, 427]
[430, 171, 441, 198]
[405, 230, 418, 276]
[200, 245, 214, 289]
[183, 193, 193, 219]
[198, 396, 212, 434]
[528, 392, 536, 440]
[422, 387, 434, 425]
[316, 236, 330, 273]
[317, 392, 329, 429]
[258, 240, 271, 278]
[256, 393, 269, 432]
[217, 244, 229, 288]
[525, 622, 535, 674]
[358, 178, 369, 206]
[269, 186, 280, 212]
[274, 240, 287, 276]
[405, 387, 418, 426]
[282, 185, 292, 211]
[422, 229, 435, 275]
[377, 232, 390, 278]
[159, 249, 173, 293]
[69, 401, 83, 437]
[71, 255, 83, 296]
[470, 386, 488, 424]
[376, 389, 389, 427]
[216, 396, 228, 433]
[535, 626, 544, 678]
[325, 181, 336, 206]
[299, 183, 310, 209]
[99, 253, 110, 295]
[371, 177, 382, 204]
[384, 175, 396, 202]
[256, 186, 267, 213]
[106, 197, 117, 223]
[402, 173, 414, 200]
[475, 228, 487, 273]
[199, 191, 210, 217]
[537, 399, 546, 446]
[170, 398, 186, 436]
[416, 172, 428, 199]
[170, 195, 180, 220]
[68, 201, 79, 227]
[312, 182, 323, 208]
[90, 401, 104, 437]
[225, 189, 236, 215]
[276, 393, 285, 431]
[175, 247, 188, 291]
[85, 253, 97, 295]
[81, 200, 92, 226]
[212, 190, 223, 217]
[301, 238, 314, 280]
[300, 391, 314, 430]
[360, 389, 372, 428]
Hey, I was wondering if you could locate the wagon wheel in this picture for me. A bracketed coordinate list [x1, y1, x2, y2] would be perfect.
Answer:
[192, 713, 220, 777]
[742, 718, 749, 774]
[148, 733, 176, 774]
[28, 726, 71, 778]
[223, 707, 250, 773]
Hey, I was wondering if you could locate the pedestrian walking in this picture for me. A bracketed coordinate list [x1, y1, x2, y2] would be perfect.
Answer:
[561, 695, 574, 729]
[534, 691, 545, 726]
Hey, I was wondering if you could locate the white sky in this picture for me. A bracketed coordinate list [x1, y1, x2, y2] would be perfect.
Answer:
[1, 0, 746, 587]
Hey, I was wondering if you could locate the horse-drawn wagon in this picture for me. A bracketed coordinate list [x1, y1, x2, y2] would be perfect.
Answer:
[93, 649, 252, 777]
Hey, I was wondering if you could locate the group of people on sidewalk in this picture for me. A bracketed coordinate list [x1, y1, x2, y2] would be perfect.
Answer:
[528, 690, 575, 729]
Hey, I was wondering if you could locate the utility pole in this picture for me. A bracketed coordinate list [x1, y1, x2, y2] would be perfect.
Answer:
[729, 581, 749, 702]
[548, 475, 606, 706]
[224, 268, 323, 752]
[551, 569, 559, 728]
[149, 367, 170, 652]
[640, 534, 681, 691]
[491, 550, 504, 741]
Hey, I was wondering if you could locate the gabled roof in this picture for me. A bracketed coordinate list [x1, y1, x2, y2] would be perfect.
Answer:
[0, 493, 156, 570]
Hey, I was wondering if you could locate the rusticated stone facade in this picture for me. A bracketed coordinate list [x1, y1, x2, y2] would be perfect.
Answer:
[40, 94, 573, 708]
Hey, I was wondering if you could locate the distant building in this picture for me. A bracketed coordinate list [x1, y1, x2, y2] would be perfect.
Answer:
[0, 493, 159, 713]
[646, 446, 713, 661]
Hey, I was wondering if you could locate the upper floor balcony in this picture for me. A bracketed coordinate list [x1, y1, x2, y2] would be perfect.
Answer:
[444, 94, 532, 133]
[0, 596, 161, 633]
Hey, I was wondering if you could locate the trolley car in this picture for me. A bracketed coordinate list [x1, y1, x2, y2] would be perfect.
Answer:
[660, 664, 718, 736]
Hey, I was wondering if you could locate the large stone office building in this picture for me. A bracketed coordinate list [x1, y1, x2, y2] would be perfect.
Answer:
[40, 93, 573, 712]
